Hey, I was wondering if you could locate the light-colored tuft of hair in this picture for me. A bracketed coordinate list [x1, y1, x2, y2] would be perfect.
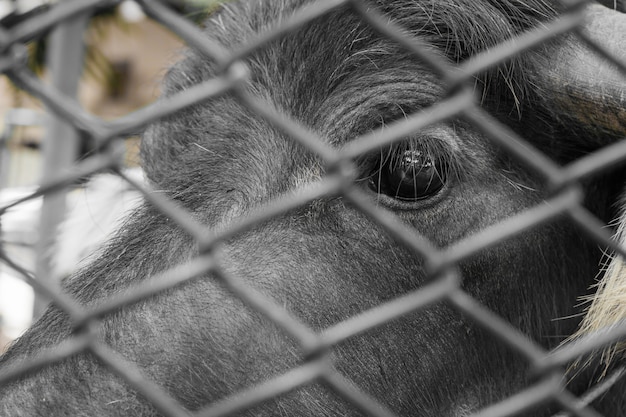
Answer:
[574, 210, 626, 371]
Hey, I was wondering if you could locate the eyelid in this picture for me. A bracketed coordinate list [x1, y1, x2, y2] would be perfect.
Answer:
[410, 125, 459, 153]
[397, 126, 457, 164]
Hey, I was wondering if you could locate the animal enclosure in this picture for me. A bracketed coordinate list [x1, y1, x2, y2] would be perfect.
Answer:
[1, 0, 626, 416]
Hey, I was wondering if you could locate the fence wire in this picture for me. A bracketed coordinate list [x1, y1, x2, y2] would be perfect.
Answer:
[0, 0, 625, 416]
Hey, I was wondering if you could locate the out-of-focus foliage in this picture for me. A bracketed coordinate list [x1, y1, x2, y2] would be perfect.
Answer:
[1, 1, 230, 93]
[175, 0, 232, 23]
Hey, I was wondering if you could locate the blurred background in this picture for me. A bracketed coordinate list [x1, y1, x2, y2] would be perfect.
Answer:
[0, 0, 222, 352]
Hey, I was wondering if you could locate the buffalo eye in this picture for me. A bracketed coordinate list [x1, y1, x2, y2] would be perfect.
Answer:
[368, 148, 447, 201]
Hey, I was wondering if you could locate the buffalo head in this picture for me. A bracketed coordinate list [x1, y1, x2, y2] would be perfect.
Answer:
[1, 1, 626, 416]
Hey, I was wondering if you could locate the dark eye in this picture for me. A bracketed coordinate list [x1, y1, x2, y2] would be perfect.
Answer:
[368, 149, 447, 201]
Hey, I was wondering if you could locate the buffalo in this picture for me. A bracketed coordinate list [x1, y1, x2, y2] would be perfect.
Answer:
[1, 0, 626, 416]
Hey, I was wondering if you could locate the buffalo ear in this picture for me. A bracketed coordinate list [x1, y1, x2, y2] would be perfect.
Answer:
[530, 4, 626, 147]
[561, 4, 626, 373]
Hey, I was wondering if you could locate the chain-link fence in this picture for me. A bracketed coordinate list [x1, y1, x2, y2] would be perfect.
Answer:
[0, 0, 626, 416]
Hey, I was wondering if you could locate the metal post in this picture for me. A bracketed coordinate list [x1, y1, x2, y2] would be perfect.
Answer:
[33, 7, 88, 319]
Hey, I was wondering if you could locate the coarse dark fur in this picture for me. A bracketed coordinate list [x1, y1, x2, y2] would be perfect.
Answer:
[1, 0, 625, 415]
